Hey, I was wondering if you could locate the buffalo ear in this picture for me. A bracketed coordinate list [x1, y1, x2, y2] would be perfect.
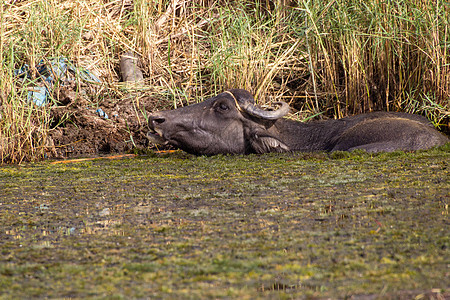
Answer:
[249, 133, 290, 153]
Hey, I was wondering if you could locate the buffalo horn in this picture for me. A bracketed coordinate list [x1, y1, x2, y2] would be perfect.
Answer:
[238, 100, 290, 120]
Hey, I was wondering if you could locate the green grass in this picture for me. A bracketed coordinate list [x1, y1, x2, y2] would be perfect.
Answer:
[1, 0, 449, 163]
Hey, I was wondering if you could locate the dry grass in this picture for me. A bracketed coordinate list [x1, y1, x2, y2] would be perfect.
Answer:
[1, 0, 449, 163]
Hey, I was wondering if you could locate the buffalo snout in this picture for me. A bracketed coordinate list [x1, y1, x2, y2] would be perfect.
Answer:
[147, 114, 169, 145]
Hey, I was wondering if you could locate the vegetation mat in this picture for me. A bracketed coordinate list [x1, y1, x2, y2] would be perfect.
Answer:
[0, 147, 449, 298]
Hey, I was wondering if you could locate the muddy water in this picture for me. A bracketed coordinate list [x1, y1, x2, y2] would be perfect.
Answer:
[0, 147, 449, 298]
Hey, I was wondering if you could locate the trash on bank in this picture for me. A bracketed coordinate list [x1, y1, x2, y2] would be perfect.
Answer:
[96, 108, 109, 119]
[119, 51, 144, 83]
[27, 86, 48, 107]
[14, 57, 101, 107]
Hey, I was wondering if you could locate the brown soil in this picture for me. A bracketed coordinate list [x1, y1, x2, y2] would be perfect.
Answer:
[47, 84, 163, 159]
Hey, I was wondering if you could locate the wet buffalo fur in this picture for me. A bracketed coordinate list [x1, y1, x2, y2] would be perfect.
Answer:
[148, 89, 449, 155]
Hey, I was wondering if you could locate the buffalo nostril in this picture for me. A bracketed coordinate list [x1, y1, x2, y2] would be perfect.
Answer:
[149, 116, 165, 126]
[154, 117, 165, 124]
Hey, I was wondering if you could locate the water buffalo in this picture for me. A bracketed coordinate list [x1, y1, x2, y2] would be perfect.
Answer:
[148, 89, 449, 155]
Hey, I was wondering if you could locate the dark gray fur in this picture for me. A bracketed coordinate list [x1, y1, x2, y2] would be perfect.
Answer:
[148, 89, 449, 155]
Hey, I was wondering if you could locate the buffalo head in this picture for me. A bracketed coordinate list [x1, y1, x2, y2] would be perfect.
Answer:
[148, 89, 290, 155]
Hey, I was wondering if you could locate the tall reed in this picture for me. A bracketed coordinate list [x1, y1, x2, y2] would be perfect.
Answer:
[295, 0, 450, 121]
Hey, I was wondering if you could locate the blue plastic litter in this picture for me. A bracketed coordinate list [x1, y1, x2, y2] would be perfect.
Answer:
[79, 69, 101, 84]
[37, 57, 68, 80]
[14, 57, 101, 106]
[28, 88, 48, 106]
[27, 86, 48, 107]
[96, 108, 108, 119]
[14, 64, 30, 78]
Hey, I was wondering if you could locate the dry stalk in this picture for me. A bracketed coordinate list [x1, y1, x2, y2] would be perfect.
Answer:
[154, 0, 188, 32]
[155, 15, 217, 46]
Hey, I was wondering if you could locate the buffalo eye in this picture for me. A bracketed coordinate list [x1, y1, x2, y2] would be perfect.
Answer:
[216, 102, 230, 112]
